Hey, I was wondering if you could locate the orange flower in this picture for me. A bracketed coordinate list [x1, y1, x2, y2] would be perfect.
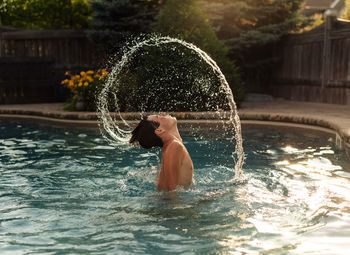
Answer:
[101, 69, 108, 77]
[86, 76, 93, 82]
[61, 69, 108, 99]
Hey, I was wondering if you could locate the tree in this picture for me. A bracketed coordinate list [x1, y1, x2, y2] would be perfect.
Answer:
[88, 0, 164, 54]
[202, 0, 310, 92]
[0, 0, 91, 29]
[88, 0, 243, 110]
[342, 0, 350, 20]
[153, 0, 244, 105]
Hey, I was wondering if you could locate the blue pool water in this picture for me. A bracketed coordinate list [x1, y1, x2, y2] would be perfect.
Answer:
[0, 120, 349, 254]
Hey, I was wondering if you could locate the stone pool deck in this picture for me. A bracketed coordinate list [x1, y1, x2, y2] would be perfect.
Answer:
[0, 99, 349, 150]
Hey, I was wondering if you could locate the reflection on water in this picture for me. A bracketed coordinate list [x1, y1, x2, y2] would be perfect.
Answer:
[0, 121, 349, 254]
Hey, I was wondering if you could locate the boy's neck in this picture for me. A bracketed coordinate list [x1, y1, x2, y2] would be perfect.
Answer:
[161, 128, 182, 147]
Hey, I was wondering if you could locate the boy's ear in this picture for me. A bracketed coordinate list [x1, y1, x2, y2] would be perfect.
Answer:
[155, 128, 164, 136]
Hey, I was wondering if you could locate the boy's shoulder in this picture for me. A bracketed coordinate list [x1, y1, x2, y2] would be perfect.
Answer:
[164, 140, 185, 157]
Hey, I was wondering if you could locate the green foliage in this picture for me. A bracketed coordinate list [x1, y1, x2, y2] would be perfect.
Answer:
[202, 0, 311, 92]
[342, 0, 350, 20]
[89, 0, 243, 111]
[153, 0, 244, 106]
[301, 13, 324, 32]
[0, 0, 91, 29]
[88, 0, 163, 54]
[155, 0, 224, 58]
[202, 0, 309, 43]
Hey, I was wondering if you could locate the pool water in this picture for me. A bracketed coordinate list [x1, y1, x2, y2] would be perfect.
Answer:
[0, 121, 349, 254]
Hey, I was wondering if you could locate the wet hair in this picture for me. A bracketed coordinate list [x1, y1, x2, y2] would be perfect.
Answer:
[129, 117, 163, 149]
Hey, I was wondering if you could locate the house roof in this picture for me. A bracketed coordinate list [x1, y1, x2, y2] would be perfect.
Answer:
[302, 0, 345, 16]
[304, 0, 334, 10]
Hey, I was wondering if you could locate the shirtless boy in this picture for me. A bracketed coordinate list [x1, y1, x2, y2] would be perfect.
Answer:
[129, 113, 193, 191]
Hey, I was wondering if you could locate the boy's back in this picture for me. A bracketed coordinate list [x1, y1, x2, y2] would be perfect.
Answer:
[157, 140, 193, 191]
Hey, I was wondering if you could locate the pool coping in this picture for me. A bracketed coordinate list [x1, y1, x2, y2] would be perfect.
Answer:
[0, 101, 349, 154]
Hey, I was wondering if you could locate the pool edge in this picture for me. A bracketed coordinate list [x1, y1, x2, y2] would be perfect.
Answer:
[0, 111, 349, 155]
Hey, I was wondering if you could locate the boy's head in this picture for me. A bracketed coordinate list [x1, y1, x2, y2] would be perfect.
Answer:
[129, 117, 164, 149]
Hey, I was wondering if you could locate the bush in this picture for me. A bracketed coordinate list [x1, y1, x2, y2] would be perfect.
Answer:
[87, 0, 163, 55]
[153, 0, 244, 106]
[0, 0, 91, 29]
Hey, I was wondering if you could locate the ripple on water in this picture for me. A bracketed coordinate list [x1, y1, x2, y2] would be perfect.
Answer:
[0, 122, 349, 254]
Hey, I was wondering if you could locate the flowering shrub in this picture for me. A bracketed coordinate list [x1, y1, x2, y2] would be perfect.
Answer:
[61, 69, 108, 111]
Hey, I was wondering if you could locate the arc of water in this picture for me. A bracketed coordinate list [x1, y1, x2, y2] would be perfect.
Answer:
[97, 36, 245, 179]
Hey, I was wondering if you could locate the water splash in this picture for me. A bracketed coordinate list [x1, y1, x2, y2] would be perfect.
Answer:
[97, 36, 245, 180]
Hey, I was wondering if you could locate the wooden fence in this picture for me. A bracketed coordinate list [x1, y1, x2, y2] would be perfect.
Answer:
[270, 16, 350, 105]
[0, 29, 101, 104]
[3, 22, 350, 105]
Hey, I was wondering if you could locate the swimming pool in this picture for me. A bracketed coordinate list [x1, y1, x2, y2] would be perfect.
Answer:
[1, 120, 349, 254]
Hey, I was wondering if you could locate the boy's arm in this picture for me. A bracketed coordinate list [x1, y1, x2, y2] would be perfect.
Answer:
[159, 142, 183, 191]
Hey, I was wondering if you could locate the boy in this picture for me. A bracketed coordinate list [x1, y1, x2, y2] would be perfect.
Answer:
[129, 113, 193, 191]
